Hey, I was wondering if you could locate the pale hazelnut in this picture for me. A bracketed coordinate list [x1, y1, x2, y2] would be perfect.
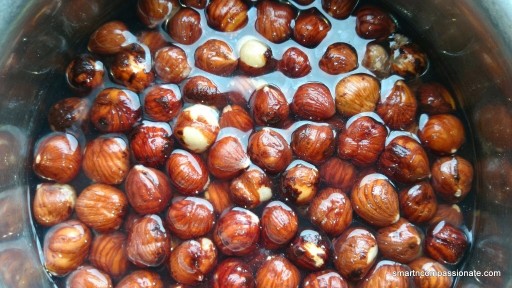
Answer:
[173, 104, 220, 153]
[230, 168, 273, 209]
[238, 38, 276, 76]
[335, 73, 380, 117]
[362, 41, 391, 78]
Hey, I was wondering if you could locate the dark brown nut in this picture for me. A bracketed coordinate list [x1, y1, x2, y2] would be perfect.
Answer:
[418, 114, 465, 155]
[117, 270, 163, 288]
[362, 41, 391, 78]
[213, 207, 260, 256]
[130, 121, 174, 167]
[204, 181, 233, 214]
[165, 197, 215, 239]
[89, 232, 130, 278]
[308, 188, 352, 237]
[417, 82, 456, 114]
[321, 0, 357, 19]
[255, 0, 295, 43]
[319, 157, 357, 192]
[33, 133, 81, 183]
[143, 85, 182, 122]
[90, 88, 141, 133]
[429, 204, 463, 227]
[335, 73, 380, 117]
[260, 201, 298, 250]
[358, 260, 411, 288]
[181, 76, 227, 109]
[250, 85, 290, 127]
[154, 46, 191, 83]
[409, 257, 453, 288]
[33, 183, 76, 227]
[255, 256, 300, 288]
[110, 44, 154, 93]
[166, 149, 209, 195]
[43, 220, 92, 276]
[238, 39, 277, 76]
[399, 182, 438, 224]
[169, 238, 217, 285]
[378, 134, 430, 184]
[337, 115, 387, 167]
[48, 97, 90, 132]
[303, 270, 348, 288]
[355, 6, 396, 40]
[137, 0, 173, 28]
[75, 184, 128, 233]
[138, 30, 169, 56]
[292, 0, 313, 5]
[248, 128, 292, 174]
[333, 227, 378, 281]
[425, 221, 468, 264]
[230, 168, 272, 209]
[82, 135, 130, 185]
[431, 156, 473, 203]
[376, 80, 418, 130]
[211, 258, 255, 288]
[126, 214, 170, 267]
[319, 42, 358, 75]
[351, 173, 400, 227]
[66, 266, 112, 288]
[206, 0, 249, 32]
[167, 8, 202, 44]
[208, 136, 250, 180]
[287, 229, 331, 271]
[219, 105, 254, 132]
[125, 165, 173, 214]
[376, 218, 422, 263]
[0, 248, 43, 288]
[391, 43, 428, 78]
[291, 124, 335, 165]
[65, 54, 104, 92]
[195, 39, 238, 76]
[88, 21, 133, 55]
[278, 47, 312, 78]
[293, 8, 331, 48]
[183, 0, 207, 9]
[291, 82, 336, 121]
[173, 104, 220, 153]
[281, 163, 319, 205]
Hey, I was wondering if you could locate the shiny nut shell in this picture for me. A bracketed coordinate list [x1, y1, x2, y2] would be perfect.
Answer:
[293, 8, 331, 48]
[230, 168, 273, 209]
[173, 104, 220, 153]
[247, 128, 292, 174]
[376, 80, 418, 130]
[165, 197, 215, 239]
[116, 270, 164, 288]
[418, 114, 465, 155]
[65, 265, 112, 288]
[431, 156, 473, 203]
[335, 73, 380, 117]
[291, 124, 335, 165]
[213, 207, 260, 256]
[167, 8, 202, 44]
[211, 258, 255, 288]
[125, 165, 173, 214]
[88, 21, 132, 55]
[89, 88, 142, 133]
[143, 85, 182, 122]
[82, 135, 130, 185]
[399, 182, 438, 224]
[376, 218, 423, 263]
[358, 260, 411, 288]
[255, 256, 300, 288]
[219, 105, 254, 132]
[126, 214, 170, 267]
[409, 257, 453, 288]
[166, 150, 209, 195]
[255, 0, 295, 43]
[168, 238, 217, 285]
[261, 201, 298, 249]
[319, 42, 358, 75]
[207, 136, 250, 180]
[89, 232, 130, 278]
[308, 188, 352, 237]
[291, 82, 335, 121]
[194, 39, 238, 76]
[278, 47, 312, 78]
[154, 46, 191, 84]
[33, 183, 76, 227]
[206, 0, 249, 32]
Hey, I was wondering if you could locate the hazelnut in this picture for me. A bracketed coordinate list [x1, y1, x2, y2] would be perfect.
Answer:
[333, 227, 378, 281]
[138, 30, 169, 56]
[125, 165, 173, 214]
[417, 82, 456, 114]
[0, 248, 42, 288]
[204, 180, 233, 214]
[291, 82, 336, 121]
[318, 158, 357, 192]
[33, 132, 81, 184]
[211, 258, 255, 288]
[358, 260, 411, 288]
[89, 232, 130, 278]
[409, 257, 453, 288]
[303, 270, 348, 288]
[65, 54, 104, 92]
[287, 229, 331, 271]
[238, 38, 277, 76]
[376, 80, 418, 130]
[48, 97, 90, 133]
[255, 256, 300, 288]
[82, 135, 130, 185]
[230, 168, 272, 209]
[117, 270, 163, 288]
[319, 42, 358, 75]
[169, 238, 217, 285]
[89, 88, 141, 133]
[335, 73, 380, 117]
[165, 197, 215, 239]
[208, 136, 251, 180]
[429, 204, 463, 227]
[130, 121, 174, 167]
[166, 149, 209, 195]
[137, 0, 173, 28]
[281, 163, 319, 205]
[66, 266, 112, 288]
[293, 8, 331, 48]
[362, 41, 391, 78]
[391, 43, 428, 78]
[418, 114, 465, 155]
[173, 104, 220, 153]
[33, 183, 76, 227]
[154, 46, 191, 84]
[431, 156, 473, 203]
[195, 39, 238, 76]
[206, 0, 249, 32]
[249, 85, 290, 127]
[351, 173, 400, 227]
[219, 105, 254, 132]
[308, 188, 352, 237]
[278, 47, 312, 78]
[181, 76, 227, 109]
[143, 84, 182, 122]
[247, 128, 292, 174]
[167, 8, 202, 44]
[255, 0, 295, 43]
[110, 44, 154, 93]
[182, 0, 206, 9]
[213, 207, 260, 256]
[355, 6, 396, 40]
[376, 218, 423, 263]
[261, 201, 298, 249]
[126, 214, 170, 267]
[43, 220, 92, 276]
[425, 221, 468, 264]
[291, 124, 335, 165]
[399, 182, 438, 224]
[321, 0, 357, 19]
[88, 21, 133, 55]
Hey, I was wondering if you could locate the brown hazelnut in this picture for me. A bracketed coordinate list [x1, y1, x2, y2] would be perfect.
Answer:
[429, 204, 463, 227]
[321, 0, 357, 19]
[208, 136, 250, 180]
[319, 42, 358, 75]
[409, 257, 453, 288]
[130, 121, 174, 167]
[169, 238, 217, 285]
[248, 128, 292, 174]
[293, 8, 331, 48]
[362, 41, 391, 78]
[278, 47, 312, 78]
[399, 182, 438, 224]
[88, 21, 133, 55]
[417, 82, 456, 114]
[137, 0, 173, 28]
[281, 163, 319, 205]
[167, 8, 202, 44]
[391, 43, 428, 78]
[206, 0, 249, 32]
[204, 180, 233, 214]
[351, 173, 400, 227]
[110, 44, 155, 93]
[308, 188, 352, 237]
[291, 82, 336, 121]
[43, 220, 92, 276]
[230, 168, 272, 209]
[376, 80, 418, 130]
[291, 124, 335, 165]
[260, 201, 298, 250]
[219, 105, 255, 132]
[238, 39, 277, 76]
[89, 88, 141, 133]
[255, 0, 295, 43]
[125, 165, 173, 214]
[431, 155, 473, 203]
[183, 0, 206, 9]
[418, 114, 465, 155]
[65, 54, 104, 92]
[303, 270, 348, 288]
[355, 6, 396, 40]
[138, 30, 169, 56]
[211, 258, 255, 288]
[75, 183, 128, 233]
[117, 270, 164, 288]
[181, 76, 227, 109]
[250, 85, 290, 127]
[33, 183, 76, 227]
[195, 39, 238, 76]
[126, 214, 170, 267]
[173, 104, 220, 153]
[376, 218, 423, 263]
[358, 260, 411, 288]
[154, 46, 191, 84]
[165, 197, 215, 239]
[166, 149, 210, 195]
[318, 157, 357, 192]
[143, 84, 182, 122]
[82, 135, 130, 185]
[89, 232, 130, 278]
[425, 221, 468, 264]
[255, 256, 300, 288]
[335, 73, 380, 117]
[213, 207, 260, 256]
[287, 229, 331, 271]
[48, 97, 90, 133]
[66, 266, 112, 288]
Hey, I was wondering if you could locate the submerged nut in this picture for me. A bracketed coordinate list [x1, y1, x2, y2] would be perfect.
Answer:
[66, 265, 112, 288]
[208, 136, 250, 180]
[238, 38, 276, 76]
[281, 163, 320, 206]
[355, 6, 396, 40]
[431, 156, 473, 203]
[166, 149, 209, 195]
[167, 8, 202, 44]
[48, 97, 90, 132]
[137, 0, 173, 28]
[117, 270, 164, 288]
[82, 135, 130, 185]
[143, 85, 182, 122]
[417, 82, 456, 114]
[125, 165, 173, 214]
[247, 128, 292, 174]
[89, 88, 142, 133]
[206, 0, 249, 32]
[278, 47, 312, 78]
[154, 46, 191, 84]
[33, 183, 77, 227]
[376, 80, 417, 130]
[88, 21, 133, 55]
[291, 124, 335, 165]
[249, 85, 290, 127]
[130, 121, 174, 167]
[418, 114, 465, 155]
[255, 0, 295, 43]
[89, 232, 130, 278]
[219, 105, 254, 132]
[308, 188, 352, 237]
[319, 42, 358, 75]
[293, 8, 331, 48]
[126, 214, 170, 267]
[195, 39, 238, 76]
[165, 197, 215, 240]
[335, 73, 380, 117]
[358, 260, 411, 288]
[399, 182, 438, 224]
[321, 0, 357, 19]
[65, 54, 104, 92]
[213, 207, 260, 256]
[110, 44, 154, 93]
[362, 41, 391, 78]
[376, 218, 423, 263]
[230, 168, 273, 209]
[291, 82, 336, 121]
[261, 201, 298, 250]
[211, 258, 255, 288]
[287, 229, 331, 271]
[173, 104, 220, 153]
[169, 238, 217, 285]
[425, 221, 468, 265]
[255, 256, 300, 288]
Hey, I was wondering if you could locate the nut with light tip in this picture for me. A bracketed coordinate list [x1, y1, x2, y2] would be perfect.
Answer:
[166, 149, 210, 195]
[82, 135, 130, 185]
[303, 270, 348, 288]
[125, 165, 173, 214]
[376, 218, 423, 263]
[399, 182, 438, 224]
[211, 258, 255, 288]
[308, 188, 352, 237]
[206, 0, 249, 32]
[261, 201, 298, 249]
[287, 229, 331, 271]
[204, 181, 233, 214]
[429, 204, 463, 227]
[195, 39, 238, 76]
[154, 46, 191, 84]
[293, 8, 331, 48]
[130, 121, 173, 167]
[417, 82, 456, 114]
[33, 183, 76, 227]
[89, 88, 141, 133]
[391, 43, 428, 78]
[355, 6, 396, 40]
[65, 54, 104, 92]
[213, 207, 260, 256]
[88, 21, 133, 55]
[409, 257, 453, 288]
[248, 128, 292, 174]
[66, 266, 112, 288]
[319, 158, 357, 192]
[143, 85, 182, 122]
[219, 105, 254, 132]
[173, 104, 220, 153]
[376, 80, 418, 130]
[418, 114, 465, 155]
[238, 38, 277, 76]
[137, 0, 173, 28]
[291, 82, 336, 121]
[89, 232, 130, 278]
[291, 124, 335, 165]
[362, 41, 391, 78]
[431, 156, 473, 203]
[116, 270, 164, 288]
[278, 47, 312, 78]
[165, 197, 215, 239]
[281, 163, 319, 206]
[425, 221, 468, 265]
[255, 256, 300, 288]
[319, 42, 358, 75]
[181, 76, 227, 109]
[169, 238, 217, 285]
[167, 8, 202, 44]
[230, 168, 272, 209]
[110, 44, 154, 93]
[208, 136, 250, 180]
[321, 0, 357, 19]
[126, 214, 170, 267]
[358, 260, 411, 288]
[48, 97, 90, 132]
[255, 0, 295, 43]
[335, 73, 381, 117]
[250, 85, 290, 127]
